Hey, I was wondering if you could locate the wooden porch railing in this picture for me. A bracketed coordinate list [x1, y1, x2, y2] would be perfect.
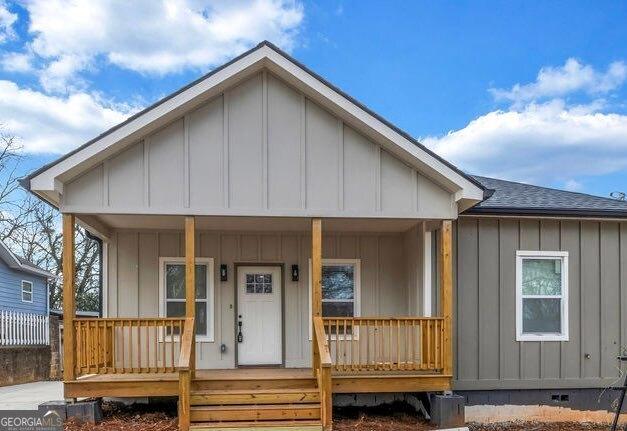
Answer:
[313, 316, 332, 430]
[73, 317, 187, 376]
[177, 317, 195, 431]
[321, 317, 445, 373]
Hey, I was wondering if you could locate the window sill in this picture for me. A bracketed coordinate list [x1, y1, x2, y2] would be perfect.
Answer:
[517, 335, 569, 342]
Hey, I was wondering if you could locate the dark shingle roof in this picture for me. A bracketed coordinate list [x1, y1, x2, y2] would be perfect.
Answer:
[467, 175, 627, 217]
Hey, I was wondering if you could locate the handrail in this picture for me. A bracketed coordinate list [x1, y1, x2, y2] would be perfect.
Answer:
[178, 317, 194, 431]
[313, 316, 332, 367]
[313, 316, 332, 430]
[177, 317, 195, 370]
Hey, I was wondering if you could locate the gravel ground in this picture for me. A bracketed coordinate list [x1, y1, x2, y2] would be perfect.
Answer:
[63, 401, 617, 431]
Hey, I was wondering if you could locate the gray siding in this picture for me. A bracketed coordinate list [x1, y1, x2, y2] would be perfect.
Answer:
[454, 216, 627, 390]
[62, 73, 455, 219]
[106, 229, 417, 369]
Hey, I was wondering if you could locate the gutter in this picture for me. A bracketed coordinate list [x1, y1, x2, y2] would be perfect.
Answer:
[463, 206, 627, 219]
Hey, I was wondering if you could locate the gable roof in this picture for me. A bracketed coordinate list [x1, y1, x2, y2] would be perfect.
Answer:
[0, 240, 55, 278]
[22, 41, 485, 210]
[467, 175, 627, 218]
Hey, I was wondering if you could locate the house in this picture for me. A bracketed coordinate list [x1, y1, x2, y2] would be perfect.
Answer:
[0, 239, 52, 315]
[21, 42, 627, 430]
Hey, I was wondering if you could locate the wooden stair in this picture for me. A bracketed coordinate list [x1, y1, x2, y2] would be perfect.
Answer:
[189, 380, 323, 430]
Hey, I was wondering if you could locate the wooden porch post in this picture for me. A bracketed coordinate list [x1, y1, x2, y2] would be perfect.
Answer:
[62, 213, 76, 382]
[439, 220, 453, 377]
[311, 218, 322, 372]
[185, 216, 196, 377]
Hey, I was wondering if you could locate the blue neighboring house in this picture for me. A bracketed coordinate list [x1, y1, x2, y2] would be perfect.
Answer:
[0, 240, 54, 315]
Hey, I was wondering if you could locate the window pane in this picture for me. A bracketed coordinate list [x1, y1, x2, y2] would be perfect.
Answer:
[166, 263, 208, 299]
[23, 292, 32, 301]
[195, 302, 207, 336]
[195, 265, 207, 299]
[22, 282, 32, 293]
[322, 265, 354, 300]
[166, 264, 185, 299]
[166, 302, 207, 336]
[522, 259, 562, 296]
[166, 301, 185, 317]
[522, 298, 561, 333]
[322, 302, 354, 317]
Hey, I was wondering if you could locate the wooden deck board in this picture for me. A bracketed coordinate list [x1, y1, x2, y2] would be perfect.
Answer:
[65, 368, 451, 399]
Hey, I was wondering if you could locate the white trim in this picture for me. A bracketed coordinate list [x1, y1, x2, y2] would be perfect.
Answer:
[28, 44, 483, 206]
[21, 280, 33, 303]
[158, 257, 215, 342]
[308, 258, 361, 340]
[515, 250, 569, 342]
[422, 227, 432, 317]
[102, 241, 108, 317]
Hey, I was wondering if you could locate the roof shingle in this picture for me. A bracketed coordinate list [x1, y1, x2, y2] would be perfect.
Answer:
[468, 175, 627, 217]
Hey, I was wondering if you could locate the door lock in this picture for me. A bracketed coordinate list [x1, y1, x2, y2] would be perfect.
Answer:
[237, 321, 243, 343]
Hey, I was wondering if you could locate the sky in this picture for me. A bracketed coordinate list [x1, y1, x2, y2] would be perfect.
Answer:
[1, 0, 627, 198]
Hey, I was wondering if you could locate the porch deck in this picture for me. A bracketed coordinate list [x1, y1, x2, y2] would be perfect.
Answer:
[65, 367, 452, 399]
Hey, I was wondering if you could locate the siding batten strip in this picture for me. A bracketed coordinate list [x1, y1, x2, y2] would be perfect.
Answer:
[222, 91, 230, 208]
[262, 70, 269, 210]
[183, 115, 190, 208]
[338, 119, 344, 211]
[143, 139, 150, 207]
[299, 94, 306, 209]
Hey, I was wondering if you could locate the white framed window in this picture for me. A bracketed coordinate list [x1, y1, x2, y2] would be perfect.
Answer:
[158, 257, 214, 342]
[309, 258, 361, 339]
[21, 280, 33, 303]
[516, 251, 569, 342]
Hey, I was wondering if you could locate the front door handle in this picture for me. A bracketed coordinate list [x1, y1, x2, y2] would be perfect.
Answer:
[237, 321, 243, 343]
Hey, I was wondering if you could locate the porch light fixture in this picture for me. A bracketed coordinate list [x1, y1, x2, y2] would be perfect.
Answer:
[291, 264, 299, 282]
[220, 264, 228, 281]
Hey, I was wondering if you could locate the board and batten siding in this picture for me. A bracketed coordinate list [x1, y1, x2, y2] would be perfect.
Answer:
[61, 72, 455, 219]
[105, 229, 413, 369]
[0, 258, 48, 315]
[454, 216, 627, 390]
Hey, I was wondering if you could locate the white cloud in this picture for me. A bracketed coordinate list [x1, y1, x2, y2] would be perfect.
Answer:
[0, 0, 17, 43]
[423, 99, 627, 187]
[18, 0, 304, 91]
[0, 80, 132, 154]
[490, 58, 627, 106]
[423, 59, 627, 192]
[1, 52, 34, 73]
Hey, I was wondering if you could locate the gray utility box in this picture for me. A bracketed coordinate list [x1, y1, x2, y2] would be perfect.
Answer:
[430, 393, 465, 428]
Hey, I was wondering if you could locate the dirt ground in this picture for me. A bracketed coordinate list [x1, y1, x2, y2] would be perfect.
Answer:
[63, 401, 616, 431]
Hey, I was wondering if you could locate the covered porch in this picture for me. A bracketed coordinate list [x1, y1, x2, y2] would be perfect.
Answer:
[62, 214, 454, 430]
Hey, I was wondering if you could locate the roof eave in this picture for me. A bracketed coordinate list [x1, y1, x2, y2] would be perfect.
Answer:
[463, 206, 627, 219]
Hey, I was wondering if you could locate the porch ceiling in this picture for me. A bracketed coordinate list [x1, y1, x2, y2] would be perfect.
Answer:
[86, 214, 430, 235]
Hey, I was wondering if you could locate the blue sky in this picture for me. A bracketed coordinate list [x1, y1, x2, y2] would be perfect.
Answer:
[1, 0, 627, 198]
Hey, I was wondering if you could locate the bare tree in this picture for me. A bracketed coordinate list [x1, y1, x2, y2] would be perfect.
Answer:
[0, 131, 100, 311]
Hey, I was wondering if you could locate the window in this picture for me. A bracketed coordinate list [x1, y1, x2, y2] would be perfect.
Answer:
[159, 257, 214, 342]
[309, 259, 361, 338]
[516, 251, 568, 341]
[21, 280, 33, 303]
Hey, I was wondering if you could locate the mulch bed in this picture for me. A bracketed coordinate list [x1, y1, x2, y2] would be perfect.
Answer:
[63, 400, 616, 431]
[64, 401, 178, 431]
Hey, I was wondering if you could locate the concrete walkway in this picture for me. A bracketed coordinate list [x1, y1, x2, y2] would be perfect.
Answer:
[0, 381, 63, 410]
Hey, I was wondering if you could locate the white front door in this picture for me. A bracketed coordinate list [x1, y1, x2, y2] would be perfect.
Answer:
[237, 266, 282, 365]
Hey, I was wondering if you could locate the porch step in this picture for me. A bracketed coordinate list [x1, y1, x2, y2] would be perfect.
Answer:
[189, 420, 322, 431]
[191, 403, 321, 422]
[192, 378, 317, 391]
[191, 388, 320, 405]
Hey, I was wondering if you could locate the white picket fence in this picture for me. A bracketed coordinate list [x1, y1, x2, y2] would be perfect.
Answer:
[0, 310, 49, 346]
